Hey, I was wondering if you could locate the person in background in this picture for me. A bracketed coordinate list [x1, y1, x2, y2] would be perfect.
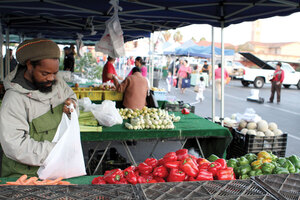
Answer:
[268, 62, 284, 104]
[63, 47, 72, 71]
[175, 59, 183, 88]
[166, 71, 172, 93]
[3, 49, 18, 76]
[0, 38, 77, 177]
[201, 60, 210, 74]
[128, 56, 147, 77]
[215, 63, 229, 101]
[113, 67, 148, 109]
[102, 56, 123, 83]
[177, 60, 192, 94]
[196, 76, 206, 102]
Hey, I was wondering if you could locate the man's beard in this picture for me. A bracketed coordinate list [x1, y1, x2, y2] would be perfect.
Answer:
[32, 76, 57, 93]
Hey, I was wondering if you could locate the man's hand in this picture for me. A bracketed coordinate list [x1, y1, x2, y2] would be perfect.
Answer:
[63, 98, 76, 115]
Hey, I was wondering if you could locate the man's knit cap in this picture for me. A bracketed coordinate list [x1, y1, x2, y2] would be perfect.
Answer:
[16, 38, 60, 65]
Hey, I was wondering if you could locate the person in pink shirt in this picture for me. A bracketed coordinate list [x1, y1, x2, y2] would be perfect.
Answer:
[215, 63, 229, 100]
[128, 56, 147, 77]
[177, 60, 192, 94]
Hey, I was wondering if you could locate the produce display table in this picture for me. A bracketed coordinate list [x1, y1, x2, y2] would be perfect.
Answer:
[80, 112, 232, 174]
[2, 174, 299, 199]
[190, 73, 209, 87]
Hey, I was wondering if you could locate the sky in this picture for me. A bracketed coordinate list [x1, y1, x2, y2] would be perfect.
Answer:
[167, 12, 300, 46]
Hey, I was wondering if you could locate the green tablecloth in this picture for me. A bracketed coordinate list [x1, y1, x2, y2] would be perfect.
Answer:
[80, 112, 232, 157]
[0, 175, 98, 185]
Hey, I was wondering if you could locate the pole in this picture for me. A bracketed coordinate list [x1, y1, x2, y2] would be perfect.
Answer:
[5, 28, 10, 77]
[211, 26, 215, 122]
[221, 22, 225, 127]
[0, 22, 3, 81]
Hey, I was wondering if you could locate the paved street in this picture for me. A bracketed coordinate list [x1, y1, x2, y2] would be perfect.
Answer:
[160, 78, 300, 157]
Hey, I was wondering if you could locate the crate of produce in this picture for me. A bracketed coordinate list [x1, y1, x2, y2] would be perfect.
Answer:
[227, 129, 287, 158]
[153, 90, 167, 101]
[102, 91, 123, 101]
[80, 90, 103, 101]
[164, 101, 195, 113]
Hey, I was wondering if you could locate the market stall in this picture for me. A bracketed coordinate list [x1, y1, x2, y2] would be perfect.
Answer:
[80, 111, 232, 174]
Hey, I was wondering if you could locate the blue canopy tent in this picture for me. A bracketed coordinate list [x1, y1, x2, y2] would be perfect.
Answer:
[175, 45, 235, 58]
[0, 0, 299, 122]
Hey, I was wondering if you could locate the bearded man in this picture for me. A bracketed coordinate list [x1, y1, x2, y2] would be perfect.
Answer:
[0, 38, 78, 177]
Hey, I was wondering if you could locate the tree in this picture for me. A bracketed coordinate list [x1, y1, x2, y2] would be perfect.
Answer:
[191, 37, 197, 42]
[75, 52, 103, 81]
[173, 30, 183, 42]
[200, 37, 206, 41]
[237, 42, 254, 52]
[163, 31, 171, 42]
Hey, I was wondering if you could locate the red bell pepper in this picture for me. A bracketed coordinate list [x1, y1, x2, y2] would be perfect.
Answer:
[188, 154, 198, 162]
[167, 168, 186, 182]
[144, 158, 158, 168]
[199, 162, 211, 170]
[181, 108, 190, 114]
[164, 161, 181, 169]
[208, 162, 222, 177]
[197, 158, 210, 166]
[123, 166, 136, 176]
[138, 162, 153, 175]
[163, 152, 177, 162]
[125, 171, 138, 185]
[92, 176, 106, 185]
[216, 167, 236, 180]
[103, 168, 124, 184]
[116, 178, 128, 184]
[134, 170, 140, 177]
[153, 166, 168, 178]
[215, 158, 227, 170]
[147, 179, 157, 183]
[196, 170, 214, 181]
[181, 157, 199, 177]
[104, 168, 119, 176]
[184, 174, 189, 181]
[157, 158, 165, 166]
[154, 177, 166, 183]
[140, 174, 154, 182]
[188, 177, 198, 182]
[137, 176, 147, 184]
[176, 149, 189, 161]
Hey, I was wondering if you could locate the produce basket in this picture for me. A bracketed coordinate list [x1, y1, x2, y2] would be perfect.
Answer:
[254, 174, 300, 200]
[227, 128, 287, 158]
[138, 179, 276, 200]
[165, 101, 195, 113]
[102, 91, 123, 101]
[80, 91, 103, 101]
[153, 90, 167, 101]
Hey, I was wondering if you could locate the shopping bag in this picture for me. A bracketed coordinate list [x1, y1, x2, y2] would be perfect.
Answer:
[194, 85, 199, 93]
[182, 78, 191, 88]
[226, 77, 231, 84]
[95, 29, 115, 57]
[146, 90, 159, 108]
[37, 104, 86, 180]
[91, 100, 123, 127]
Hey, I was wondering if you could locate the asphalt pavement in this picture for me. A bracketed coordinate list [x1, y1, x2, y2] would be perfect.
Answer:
[160, 78, 300, 157]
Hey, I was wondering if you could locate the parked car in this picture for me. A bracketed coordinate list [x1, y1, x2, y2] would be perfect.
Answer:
[240, 52, 300, 89]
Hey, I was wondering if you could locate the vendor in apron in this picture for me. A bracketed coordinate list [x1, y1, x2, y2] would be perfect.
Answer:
[0, 38, 78, 177]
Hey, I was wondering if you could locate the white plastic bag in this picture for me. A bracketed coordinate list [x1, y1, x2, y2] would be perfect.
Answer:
[37, 104, 86, 180]
[95, 29, 115, 57]
[91, 100, 123, 127]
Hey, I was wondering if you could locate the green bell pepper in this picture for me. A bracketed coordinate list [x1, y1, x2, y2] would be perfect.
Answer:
[261, 162, 275, 174]
[227, 158, 238, 169]
[248, 170, 256, 177]
[284, 160, 296, 173]
[245, 153, 257, 163]
[207, 154, 219, 162]
[288, 155, 300, 169]
[295, 168, 300, 173]
[255, 169, 263, 176]
[238, 156, 250, 166]
[274, 167, 289, 174]
[251, 160, 262, 170]
[239, 174, 250, 179]
[270, 153, 278, 162]
[239, 164, 252, 175]
[277, 157, 287, 167]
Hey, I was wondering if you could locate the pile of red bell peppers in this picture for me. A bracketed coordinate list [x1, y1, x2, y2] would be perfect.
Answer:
[92, 149, 235, 185]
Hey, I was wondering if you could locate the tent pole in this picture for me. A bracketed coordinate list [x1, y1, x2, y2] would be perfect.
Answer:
[0, 21, 3, 81]
[221, 22, 225, 127]
[149, 33, 154, 87]
[211, 26, 215, 123]
[5, 28, 10, 77]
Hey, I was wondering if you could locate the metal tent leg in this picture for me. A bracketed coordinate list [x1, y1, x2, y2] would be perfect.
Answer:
[195, 137, 205, 158]
[122, 141, 137, 166]
[92, 141, 111, 175]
